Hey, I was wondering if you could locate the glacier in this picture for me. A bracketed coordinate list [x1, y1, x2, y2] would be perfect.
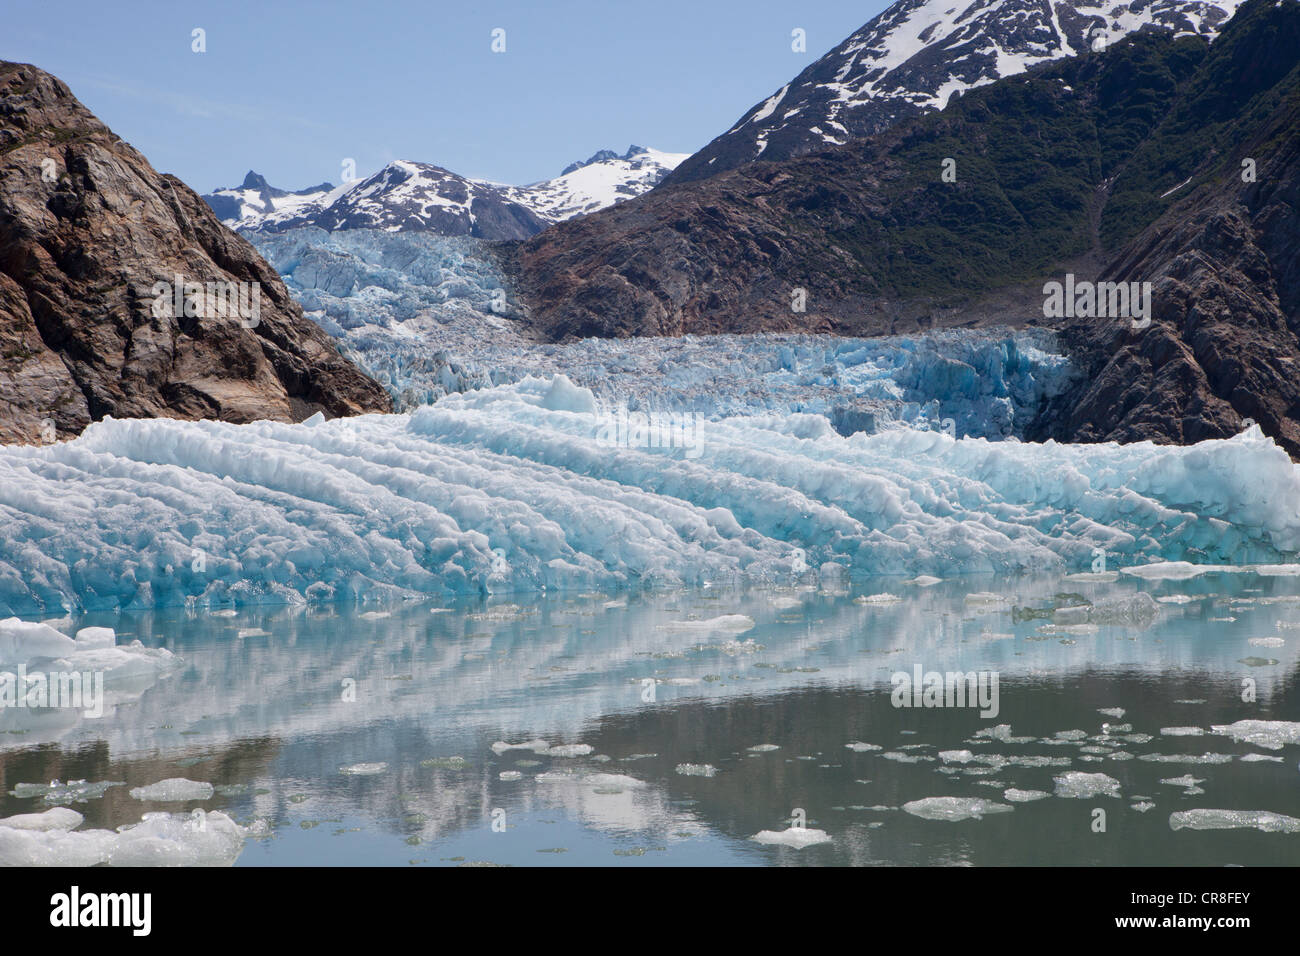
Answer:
[0, 373, 1296, 616]
[246, 225, 1075, 432]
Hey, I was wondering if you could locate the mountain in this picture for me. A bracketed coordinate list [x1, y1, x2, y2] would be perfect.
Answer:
[503, 0, 1300, 453]
[202, 170, 335, 224]
[665, 0, 1243, 186]
[0, 60, 391, 444]
[202, 146, 687, 238]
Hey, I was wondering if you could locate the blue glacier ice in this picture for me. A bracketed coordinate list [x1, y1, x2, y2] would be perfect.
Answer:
[0, 374, 1295, 616]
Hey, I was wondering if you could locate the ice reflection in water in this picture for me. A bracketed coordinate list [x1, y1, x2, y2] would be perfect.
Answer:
[2, 569, 1299, 865]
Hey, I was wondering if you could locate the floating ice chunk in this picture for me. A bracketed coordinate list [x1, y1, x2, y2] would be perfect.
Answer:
[1098, 708, 1126, 718]
[1121, 562, 1225, 581]
[661, 615, 755, 633]
[1131, 801, 1156, 812]
[751, 827, 832, 848]
[907, 576, 943, 587]
[543, 744, 593, 758]
[0, 807, 83, 831]
[0, 810, 252, 866]
[73, 627, 115, 649]
[1003, 789, 1050, 802]
[748, 744, 781, 752]
[491, 739, 550, 755]
[1161, 727, 1205, 737]
[1160, 775, 1205, 794]
[129, 779, 214, 801]
[499, 771, 523, 781]
[1138, 753, 1234, 764]
[236, 628, 269, 638]
[675, 764, 718, 777]
[1169, 809, 1300, 833]
[1157, 595, 1198, 604]
[902, 797, 1013, 821]
[1239, 753, 1284, 763]
[1053, 772, 1121, 798]
[1209, 720, 1300, 751]
[0, 618, 77, 662]
[9, 779, 122, 804]
[855, 594, 901, 605]
[972, 724, 1036, 744]
[845, 742, 882, 752]
[338, 763, 388, 776]
[1249, 637, 1285, 647]
[964, 593, 1010, 607]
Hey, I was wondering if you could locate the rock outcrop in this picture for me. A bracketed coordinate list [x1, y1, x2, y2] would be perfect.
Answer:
[0, 61, 391, 444]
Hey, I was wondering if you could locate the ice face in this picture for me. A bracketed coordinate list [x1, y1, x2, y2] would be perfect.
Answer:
[2, 383, 1299, 615]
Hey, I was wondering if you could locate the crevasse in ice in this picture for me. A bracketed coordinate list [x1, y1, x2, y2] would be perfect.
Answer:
[0, 375, 1295, 615]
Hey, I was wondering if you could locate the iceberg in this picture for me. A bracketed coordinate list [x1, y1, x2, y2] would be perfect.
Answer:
[2, 379, 1299, 615]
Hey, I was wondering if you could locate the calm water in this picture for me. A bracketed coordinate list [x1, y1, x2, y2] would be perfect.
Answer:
[3, 571, 1299, 866]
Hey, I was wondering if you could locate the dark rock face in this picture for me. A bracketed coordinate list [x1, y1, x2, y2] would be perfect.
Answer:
[665, 0, 1240, 187]
[0, 61, 391, 444]
[508, 0, 1300, 455]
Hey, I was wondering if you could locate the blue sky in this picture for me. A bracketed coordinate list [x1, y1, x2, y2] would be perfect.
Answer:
[2, 0, 889, 192]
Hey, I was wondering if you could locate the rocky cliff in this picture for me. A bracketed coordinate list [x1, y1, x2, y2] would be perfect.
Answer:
[0, 61, 391, 444]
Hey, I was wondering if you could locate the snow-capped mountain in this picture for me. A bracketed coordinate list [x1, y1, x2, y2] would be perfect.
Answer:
[496, 145, 688, 222]
[203, 146, 687, 240]
[665, 0, 1244, 185]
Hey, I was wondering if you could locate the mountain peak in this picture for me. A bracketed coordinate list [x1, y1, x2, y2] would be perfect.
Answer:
[241, 170, 272, 191]
[665, 0, 1245, 185]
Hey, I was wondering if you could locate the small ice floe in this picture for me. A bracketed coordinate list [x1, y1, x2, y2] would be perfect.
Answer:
[499, 771, 523, 781]
[881, 752, 935, 763]
[750, 827, 832, 848]
[906, 576, 943, 587]
[902, 797, 1013, 821]
[964, 592, 1010, 608]
[1157, 595, 1198, 604]
[1169, 809, 1300, 833]
[0, 810, 256, 866]
[1239, 753, 1283, 763]
[236, 628, 269, 639]
[1053, 772, 1121, 799]
[1248, 637, 1285, 648]
[674, 763, 718, 777]
[845, 741, 882, 752]
[0, 807, 83, 831]
[543, 744, 593, 758]
[1121, 562, 1222, 581]
[973, 724, 1036, 744]
[338, 763, 388, 776]
[1131, 802, 1157, 813]
[1160, 775, 1206, 794]
[1209, 720, 1300, 750]
[490, 739, 551, 755]
[855, 593, 901, 605]
[1003, 789, 1050, 803]
[770, 596, 804, 609]
[1098, 707, 1126, 719]
[1174, 699, 1207, 705]
[747, 744, 781, 752]
[9, 779, 122, 804]
[128, 779, 214, 801]
[1139, 753, 1233, 764]
[661, 615, 755, 633]
[358, 611, 391, 620]
[1160, 727, 1205, 737]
